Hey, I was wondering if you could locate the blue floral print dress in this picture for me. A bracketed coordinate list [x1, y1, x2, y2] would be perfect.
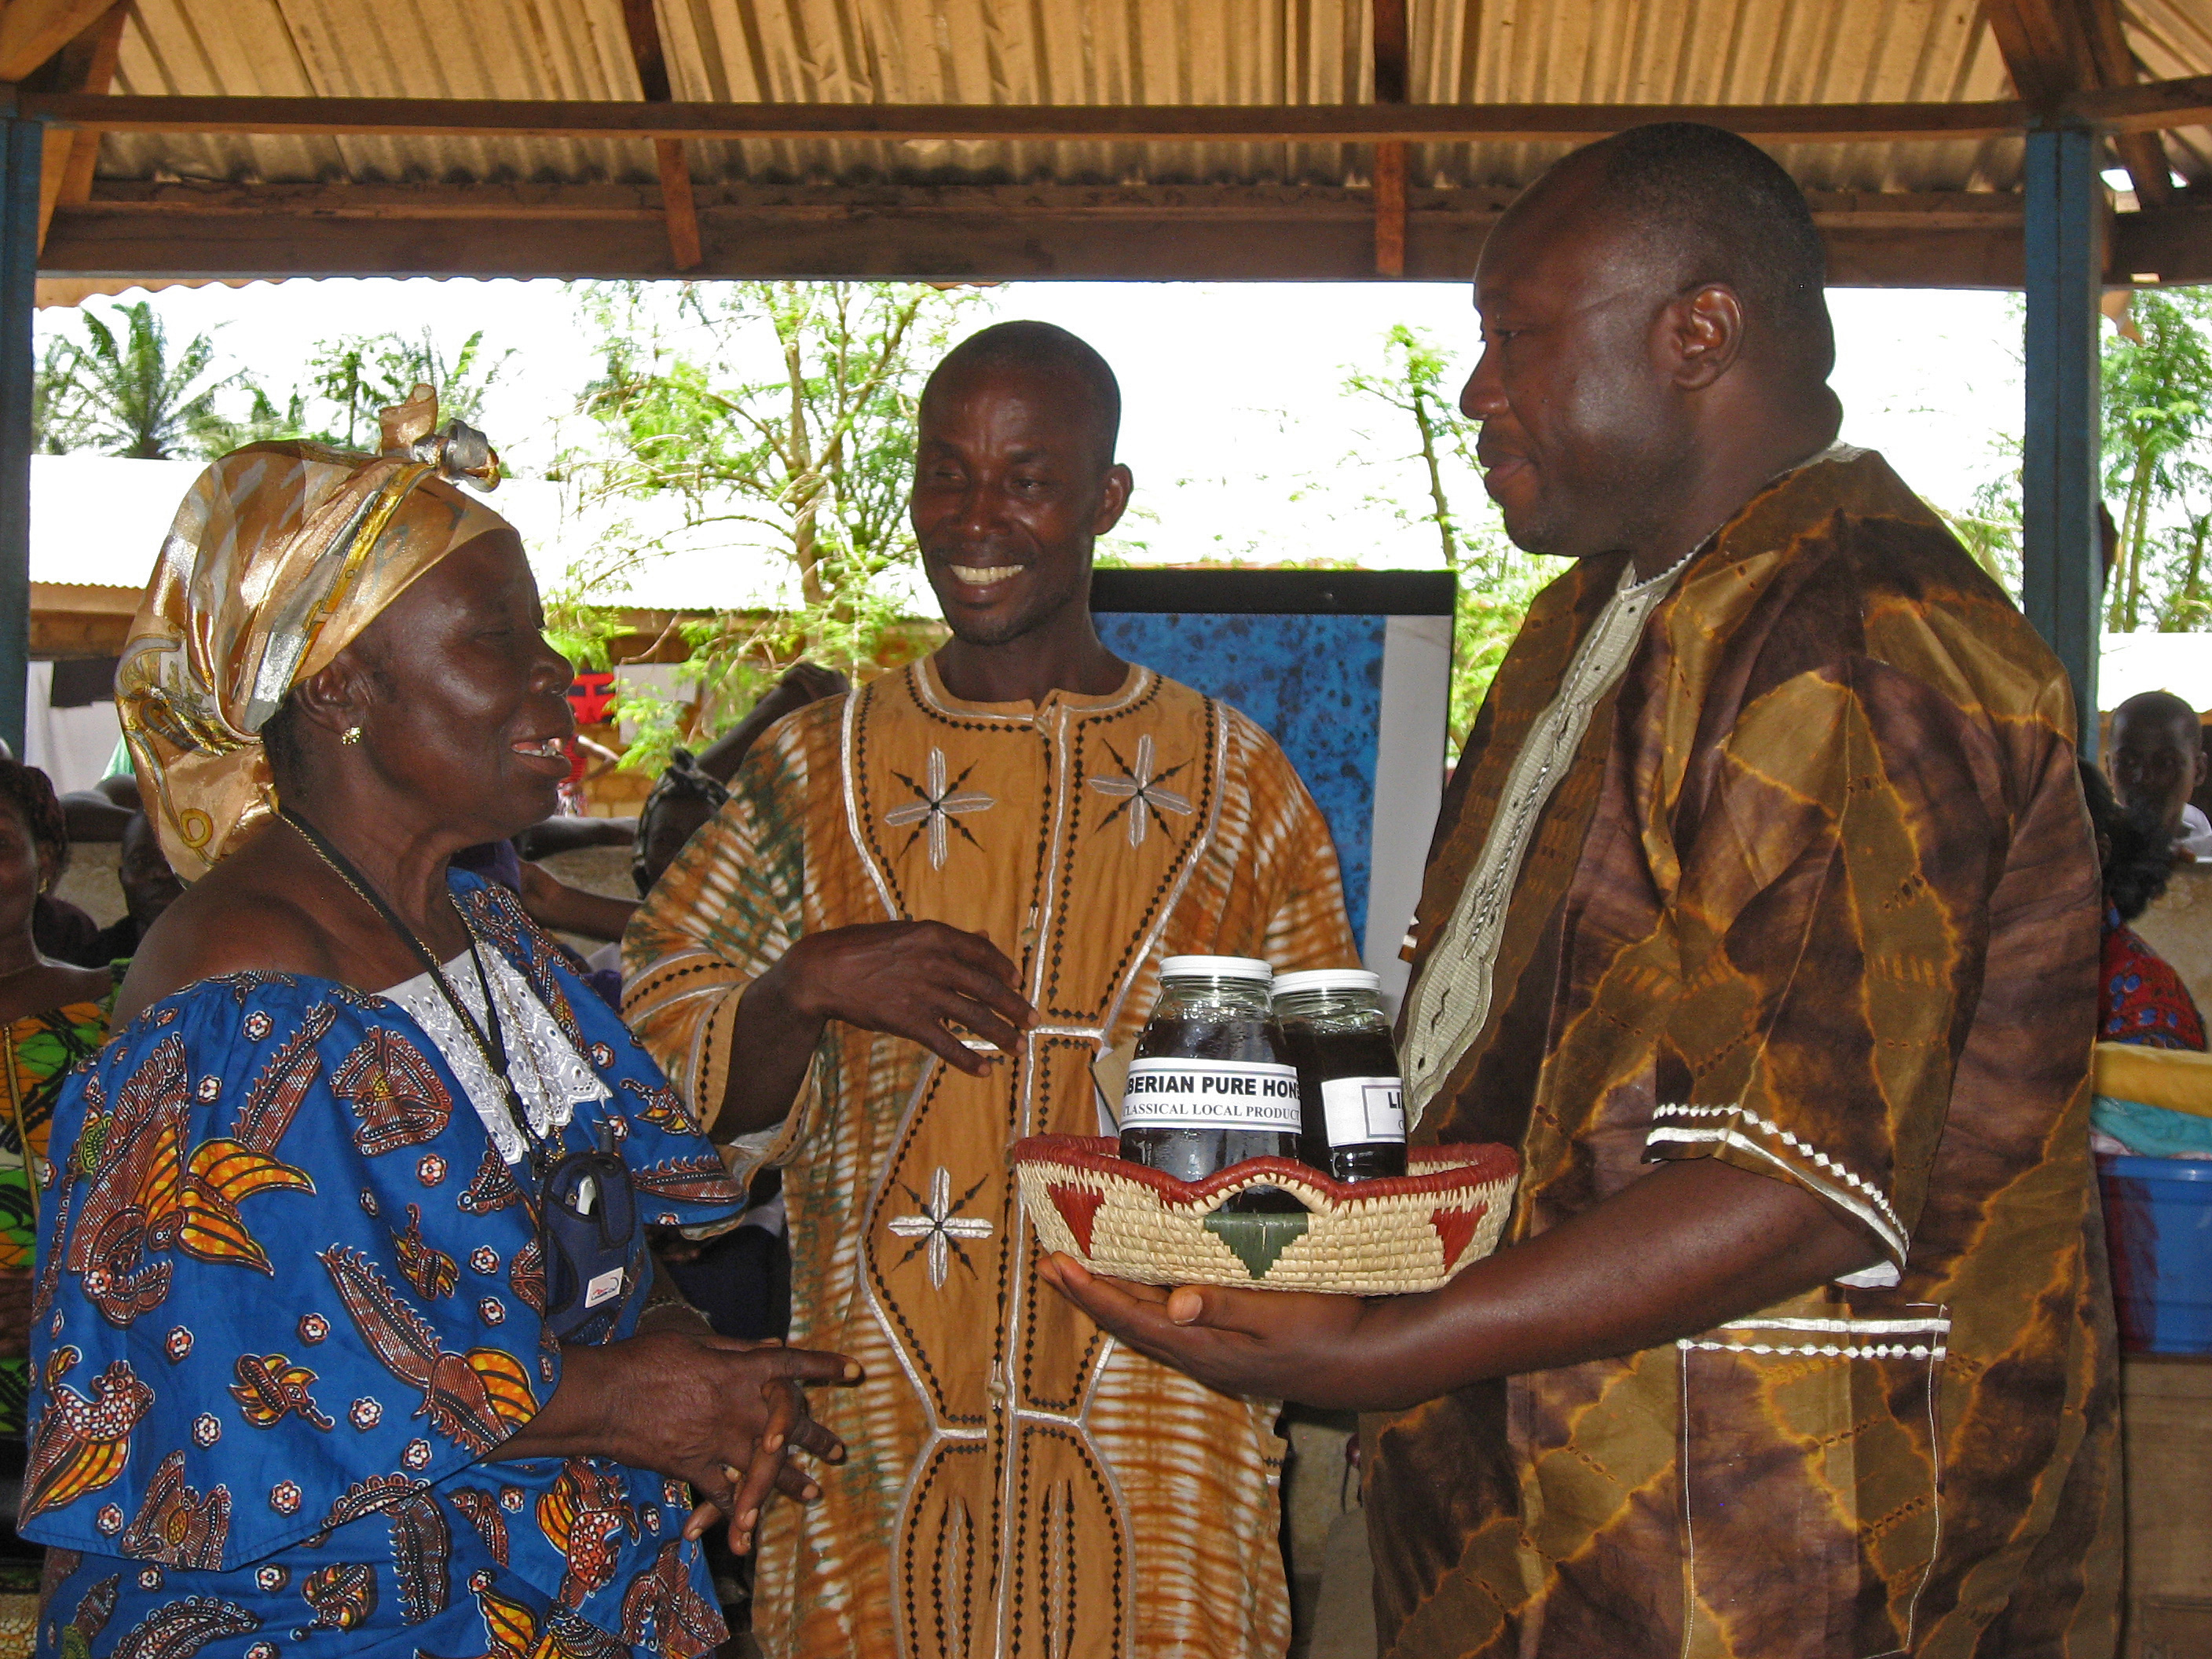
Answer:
[20, 874, 749, 1659]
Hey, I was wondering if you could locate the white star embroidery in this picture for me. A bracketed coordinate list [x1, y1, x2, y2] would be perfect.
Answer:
[886, 1166, 994, 1289]
[1088, 734, 1195, 848]
[884, 747, 995, 870]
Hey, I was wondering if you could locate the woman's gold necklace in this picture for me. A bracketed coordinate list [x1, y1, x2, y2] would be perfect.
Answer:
[284, 819, 457, 964]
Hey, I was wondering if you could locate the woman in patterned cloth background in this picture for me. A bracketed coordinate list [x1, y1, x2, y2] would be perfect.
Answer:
[22, 394, 855, 1659]
[2083, 762, 2206, 1051]
[0, 760, 128, 1655]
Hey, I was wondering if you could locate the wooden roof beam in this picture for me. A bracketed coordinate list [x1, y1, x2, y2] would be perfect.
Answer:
[31, 0, 121, 250]
[40, 182, 2108, 289]
[1985, 0, 2172, 205]
[27, 83, 2212, 143]
[2068, 75, 2212, 133]
[16, 91, 2046, 144]
[619, 0, 701, 273]
[0, 0, 120, 83]
[1372, 0, 1407, 276]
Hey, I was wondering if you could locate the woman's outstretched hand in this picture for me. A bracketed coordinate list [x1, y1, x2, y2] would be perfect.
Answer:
[503, 1326, 859, 1554]
[1038, 1254, 1374, 1407]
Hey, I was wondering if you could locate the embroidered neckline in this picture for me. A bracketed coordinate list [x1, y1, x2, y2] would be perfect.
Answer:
[380, 950, 607, 1164]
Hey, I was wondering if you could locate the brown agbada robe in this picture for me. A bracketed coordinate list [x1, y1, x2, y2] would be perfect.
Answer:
[1368, 450, 2120, 1659]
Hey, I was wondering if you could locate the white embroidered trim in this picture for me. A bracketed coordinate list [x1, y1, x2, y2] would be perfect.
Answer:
[1647, 1102, 1909, 1264]
[382, 949, 607, 1165]
[1716, 1316, 1950, 1335]
[1402, 548, 1698, 1120]
[1679, 1309, 1950, 1361]
[1677, 1339, 1946, 1360]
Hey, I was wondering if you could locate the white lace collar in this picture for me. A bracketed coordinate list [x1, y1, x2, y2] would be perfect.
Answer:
[379, 947, 610, 1165]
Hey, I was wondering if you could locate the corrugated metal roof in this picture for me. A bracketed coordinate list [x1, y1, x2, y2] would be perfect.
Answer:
[1414, 0, 2021, 194]
[82, 0, 2212, 197]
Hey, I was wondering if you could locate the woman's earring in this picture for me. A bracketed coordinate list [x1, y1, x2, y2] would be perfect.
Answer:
[340, 725, 364, 746]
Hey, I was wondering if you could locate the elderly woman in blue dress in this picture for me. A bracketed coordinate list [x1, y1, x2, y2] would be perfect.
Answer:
[22, 392, 853, 1659]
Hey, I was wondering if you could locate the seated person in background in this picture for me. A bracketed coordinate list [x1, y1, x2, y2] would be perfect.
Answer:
[627, 666, 850, 1359]
[690, 664, 851, 786]
[23, 815, 97, 965]
[58, 757, 150, 844]
[2084, 763, 2205, 1051]
[59, 809, 183, 967]
[633, 669, 851, 903]
[57, 793, 132, 846]
[512, 811, 635, 860]
[634, 749, 728, 899]
[2110, 688, 2212, 860]
[451, 837, 639, 942]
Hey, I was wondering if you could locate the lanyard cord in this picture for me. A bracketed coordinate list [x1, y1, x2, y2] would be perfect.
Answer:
[279, 809, 555, 1181]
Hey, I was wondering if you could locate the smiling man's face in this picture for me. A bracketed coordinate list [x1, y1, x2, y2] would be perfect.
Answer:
[910, 360, 1130, 649]
[1459, 168, 1697, 560]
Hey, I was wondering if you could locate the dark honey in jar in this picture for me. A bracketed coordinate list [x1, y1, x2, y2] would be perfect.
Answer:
[1119, 956, 1305, 1214]
[1273, 969, 1408, 1181]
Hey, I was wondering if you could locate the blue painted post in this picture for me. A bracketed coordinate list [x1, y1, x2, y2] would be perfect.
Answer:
[2020, 123, 2104, 760]
[0, 111, 38, 760]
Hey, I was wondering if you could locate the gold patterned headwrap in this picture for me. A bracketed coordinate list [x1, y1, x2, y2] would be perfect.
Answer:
[118, 386, 510, 880]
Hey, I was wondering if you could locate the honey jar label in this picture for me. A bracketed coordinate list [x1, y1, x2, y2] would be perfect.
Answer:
[1319, 1075, 1407, 1144]
[1122, 1059, 1302, 1131]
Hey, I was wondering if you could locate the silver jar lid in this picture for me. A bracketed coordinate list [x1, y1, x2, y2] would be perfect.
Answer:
[1158, 954, 1273, 983]
[1272, 969, 1381, 998]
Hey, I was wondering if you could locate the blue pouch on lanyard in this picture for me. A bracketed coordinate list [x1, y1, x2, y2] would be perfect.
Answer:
[537, 1120, 640, 1346]
[276, 812, 649, 1347]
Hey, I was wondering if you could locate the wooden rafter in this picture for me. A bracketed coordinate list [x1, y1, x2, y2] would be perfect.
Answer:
[16, 90, 2048, 145]
[1372, 0, 1408, 277]
[0, 0, 119, 82]
[27, 83, 2211, 143]
[45, 180, 2197, 290]
[32, 0, 122, 249]
[1984, 0, 2172, 204]
[2074, 73, 2212, 130]
[619, 0, 701, 273]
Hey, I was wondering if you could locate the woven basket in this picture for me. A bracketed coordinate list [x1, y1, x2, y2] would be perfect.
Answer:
[1014, 1137, 1520, 1295]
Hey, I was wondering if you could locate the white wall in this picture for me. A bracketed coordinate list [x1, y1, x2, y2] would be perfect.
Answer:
[21, 661, 123, 795]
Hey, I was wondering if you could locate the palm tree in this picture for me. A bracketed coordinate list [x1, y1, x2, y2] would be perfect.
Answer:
[32, 335, 78, 453]
[36, 300, 244, 459]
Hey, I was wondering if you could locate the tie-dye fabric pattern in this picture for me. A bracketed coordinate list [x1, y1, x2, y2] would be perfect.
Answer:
[1366, 451, 2121, 1659]
[624, 660, 1360, 1659]
[24, 874, 745, 1659]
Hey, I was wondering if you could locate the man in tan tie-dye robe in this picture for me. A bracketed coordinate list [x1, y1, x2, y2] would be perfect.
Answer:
[624, 321, 1358, 1659]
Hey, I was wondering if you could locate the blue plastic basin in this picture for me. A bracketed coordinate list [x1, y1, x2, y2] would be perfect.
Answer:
[2098, 1152, 2212, 1355]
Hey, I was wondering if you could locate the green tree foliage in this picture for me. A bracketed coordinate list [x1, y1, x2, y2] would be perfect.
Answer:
[34, 300, 247, 459]
[549, 281, 980, 769]
[294, 328, 511, 449]
[2102, 287, 2212, 632]
[1343, 322, 1552, 754]
[1937, 436, 2025, 599]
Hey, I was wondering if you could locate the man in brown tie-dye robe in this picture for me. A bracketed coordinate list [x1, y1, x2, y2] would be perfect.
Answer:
[1049, 125, 2118, 1659]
